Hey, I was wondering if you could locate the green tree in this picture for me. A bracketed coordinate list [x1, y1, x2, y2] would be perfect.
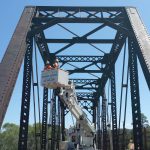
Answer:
[141, 113, 149, 127]
[0, 123, 53, 150]
[0, 123, 42, 150]
[0, 123, 19, 150]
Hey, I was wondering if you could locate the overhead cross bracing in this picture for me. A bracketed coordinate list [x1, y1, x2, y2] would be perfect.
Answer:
[0, 6, 150, 150]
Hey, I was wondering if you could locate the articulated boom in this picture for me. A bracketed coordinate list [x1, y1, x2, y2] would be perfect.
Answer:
[41, 69, 95, 148]
[59, 82, 95, 135]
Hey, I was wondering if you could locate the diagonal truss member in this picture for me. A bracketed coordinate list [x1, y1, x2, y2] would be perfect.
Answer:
[0, 7, 35, 127]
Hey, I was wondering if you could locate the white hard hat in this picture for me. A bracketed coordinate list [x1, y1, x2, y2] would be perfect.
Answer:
[46, 60, 50, 64]
[55, 58, 59, 62]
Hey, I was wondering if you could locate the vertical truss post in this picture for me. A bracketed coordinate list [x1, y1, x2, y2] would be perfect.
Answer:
[144, 127, 147, 150]
[18, 36, 33, 150]
[60, 101, 66, 141]
[93, 100, 96, 126]
[56, 97, 61, 149]
[128, 38, 143, 150]
[41, 87, 48, 150]
[102, 90, 107, 150]
[51, 90, 57, 150]
[110, 66, 118, 150]
[97, 98, 101, 149]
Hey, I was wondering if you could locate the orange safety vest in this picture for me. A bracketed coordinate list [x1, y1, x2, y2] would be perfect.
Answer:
[44, 65, 52, 70]
[47, 65, 52, 70]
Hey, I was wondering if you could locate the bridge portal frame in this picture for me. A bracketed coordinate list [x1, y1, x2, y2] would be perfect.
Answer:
[0, 6, 150, 150]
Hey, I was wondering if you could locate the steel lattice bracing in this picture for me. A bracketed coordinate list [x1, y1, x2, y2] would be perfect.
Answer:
[56, 97, 61, 149]
[97, 98, 101, 149]
[110, 67, 118, 150]
[50, 91, 57, 150]
[18, 37, 33, 150]
[0, 6, 150, 150]
[41, 88, 48, 150]
[102, 91, 108, 150]
[128, 38, 143, 150]
[60, 101, 66, 141]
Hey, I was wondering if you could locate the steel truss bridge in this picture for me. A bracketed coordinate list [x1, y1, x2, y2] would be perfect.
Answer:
[0, 6, 150, 150]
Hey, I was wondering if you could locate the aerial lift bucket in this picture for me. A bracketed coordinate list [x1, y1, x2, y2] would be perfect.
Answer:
[41, 69, 69, 89]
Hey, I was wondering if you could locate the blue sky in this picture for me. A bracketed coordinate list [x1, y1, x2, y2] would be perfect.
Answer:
[0, 0, 150, 129]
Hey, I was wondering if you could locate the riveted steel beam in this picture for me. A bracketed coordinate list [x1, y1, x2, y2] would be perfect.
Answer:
[98, 31, 127, 95]
[34, 32, 50, 64]
[36, 6, 124, 12]
[41, 88, 48, 150]
[128, 37, 143, 150]
[44, 38, 114, 44]
[77, 92, 94, 99]
[110, 67, 118, 150]
[0, 6, 35, 127]
[102, 90, 108, 150]
[33, 17, 122, 24]
[18, 37, 33, 150]
[68, 69, 103, 74]
[126, 7, 150, 90]
[58, 56, 104, 63]
[70, 79, 98, 84]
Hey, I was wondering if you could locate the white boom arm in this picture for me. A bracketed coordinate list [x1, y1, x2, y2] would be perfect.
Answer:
[59, 82, 95, 135]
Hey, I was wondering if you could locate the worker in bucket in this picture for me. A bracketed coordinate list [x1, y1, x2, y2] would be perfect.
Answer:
[44, 60, 52, 70]
[53, 58, 59, 69]
[44, 58, 59, 70]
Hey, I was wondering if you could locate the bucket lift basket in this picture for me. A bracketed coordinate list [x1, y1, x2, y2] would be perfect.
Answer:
[41, 69, 69, 89]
